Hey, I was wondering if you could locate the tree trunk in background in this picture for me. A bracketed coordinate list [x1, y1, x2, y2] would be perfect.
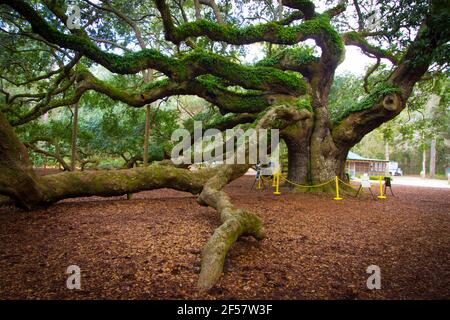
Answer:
[143, 105, 151, 166]
[385, 142, 390, 161]
[422, 138, 427, 178]
[277, 0, 283, 20]
[429, 138, 436, 179]
[193, 0, 201, 20]
[143, 69, 154, 167]
[71, 102, 78, 171]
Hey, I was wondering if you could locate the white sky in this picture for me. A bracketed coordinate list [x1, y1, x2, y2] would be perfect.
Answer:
[243, 43, 376, 76]
[336, 46, 376, 76]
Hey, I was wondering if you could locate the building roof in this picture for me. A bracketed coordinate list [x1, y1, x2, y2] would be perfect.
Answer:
[347, 151, 389, 162]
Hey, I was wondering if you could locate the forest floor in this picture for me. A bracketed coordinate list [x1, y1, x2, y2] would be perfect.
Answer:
[0, 172, 449, 300]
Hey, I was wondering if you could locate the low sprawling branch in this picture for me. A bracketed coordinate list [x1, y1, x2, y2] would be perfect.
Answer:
[0, 101, 308, 290]
[196, 164, 265, 291]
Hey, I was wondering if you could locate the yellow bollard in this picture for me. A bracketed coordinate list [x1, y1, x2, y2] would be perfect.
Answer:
[257, 177, 261, 190]
[377, 176, 386, 199]
[273, 171, 281, 195]
[334, 176, 343, 200]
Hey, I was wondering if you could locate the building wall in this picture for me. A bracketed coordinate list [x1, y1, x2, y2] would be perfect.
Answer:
[346, 160, 388, 176]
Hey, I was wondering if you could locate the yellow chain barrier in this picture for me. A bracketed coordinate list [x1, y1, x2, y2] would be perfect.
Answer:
[337, 177, 359, 191]
[262, 172, 376, 201]
[280, 175, 334, 188]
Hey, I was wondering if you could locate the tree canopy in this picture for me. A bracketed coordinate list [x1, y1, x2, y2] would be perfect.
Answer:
[0, 0, 449, 291]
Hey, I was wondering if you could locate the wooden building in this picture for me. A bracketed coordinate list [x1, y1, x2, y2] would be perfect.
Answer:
[346, 151, 389, 176]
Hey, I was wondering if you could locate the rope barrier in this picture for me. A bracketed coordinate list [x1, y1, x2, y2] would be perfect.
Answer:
[337, 177, 359, 190]
[255, 171, 384, 201]
[280, 175, 334, 188]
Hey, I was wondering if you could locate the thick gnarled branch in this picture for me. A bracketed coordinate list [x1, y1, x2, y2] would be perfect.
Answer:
[334, 1, 450, 147]
[9, 69, 279, 126]
[343, 32, 399, 64]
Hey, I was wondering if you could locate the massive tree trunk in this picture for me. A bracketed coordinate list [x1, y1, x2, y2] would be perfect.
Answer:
[285, 131, 348, 187]
[282, 120, 312, 184]
[310, 132, 345, 184]
[285, 143, 309, 183]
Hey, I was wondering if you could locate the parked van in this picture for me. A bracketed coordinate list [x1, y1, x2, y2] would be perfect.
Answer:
[389, 161, 403, 176]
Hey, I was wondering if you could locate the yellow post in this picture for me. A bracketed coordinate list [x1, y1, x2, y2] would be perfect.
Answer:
[377, 176, 386, 199]
[257, 177, 261, 190]
[273, 171, 281, 195]
[334, 176, 343, 200]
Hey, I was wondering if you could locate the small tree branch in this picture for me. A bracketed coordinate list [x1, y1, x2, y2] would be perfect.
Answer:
[342, 32, 399, 64]
[199, 0, 224, 24]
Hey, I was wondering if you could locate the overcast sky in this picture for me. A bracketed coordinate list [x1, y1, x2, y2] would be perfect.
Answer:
[243, 42, 379, 76]
[337, 46, 378, 76]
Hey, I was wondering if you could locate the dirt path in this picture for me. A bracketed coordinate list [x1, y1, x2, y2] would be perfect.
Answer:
[0, 176, 449, 299]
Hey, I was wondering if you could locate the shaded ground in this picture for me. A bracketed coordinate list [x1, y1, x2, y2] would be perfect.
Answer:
[0, 173, 449, 299]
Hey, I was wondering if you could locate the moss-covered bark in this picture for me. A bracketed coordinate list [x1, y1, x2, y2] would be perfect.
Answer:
[0, 113, 47, 209]
[196, 164, 265, 291]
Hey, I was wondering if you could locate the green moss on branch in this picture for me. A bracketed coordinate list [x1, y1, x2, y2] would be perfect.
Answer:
[332, 83, 401, 123]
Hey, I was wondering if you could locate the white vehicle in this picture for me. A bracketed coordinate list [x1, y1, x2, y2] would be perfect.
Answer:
[389, 161, 403, 176]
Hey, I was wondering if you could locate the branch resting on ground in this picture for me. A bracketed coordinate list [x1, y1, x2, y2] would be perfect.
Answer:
[0, 104, 309, 290]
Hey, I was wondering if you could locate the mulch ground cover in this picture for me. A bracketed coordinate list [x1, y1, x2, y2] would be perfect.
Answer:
[0, 173, 449, 299]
